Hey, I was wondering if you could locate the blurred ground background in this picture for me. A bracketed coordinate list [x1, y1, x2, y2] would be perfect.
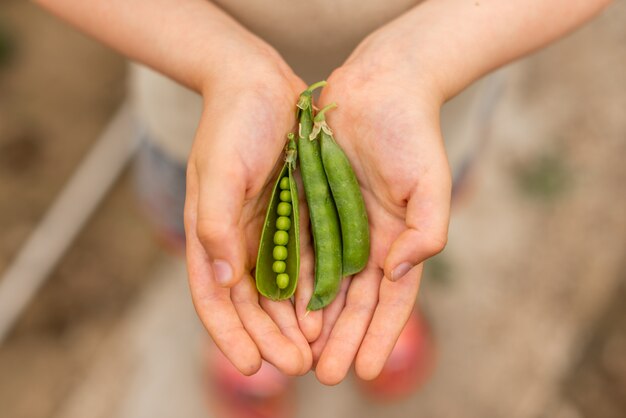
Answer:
[0, 1, 625, 418]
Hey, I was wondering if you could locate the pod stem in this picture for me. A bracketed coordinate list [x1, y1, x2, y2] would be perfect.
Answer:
[297, 81, 327, 111]
[285, 133, 297, 166]
[306, 80, 327, 93]
[313, 102, 338, 123]
[287, 132, 296, 149]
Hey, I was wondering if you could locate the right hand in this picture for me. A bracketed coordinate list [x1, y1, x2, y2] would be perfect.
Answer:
[309, 31, 452, 385]
[184, 39, 321, 376]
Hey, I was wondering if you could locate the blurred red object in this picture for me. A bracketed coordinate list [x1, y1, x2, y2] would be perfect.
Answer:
[205, 346, 295, 418]
[357, 310, 436, 401]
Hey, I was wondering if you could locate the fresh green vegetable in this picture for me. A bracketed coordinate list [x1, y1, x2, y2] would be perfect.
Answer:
[277, 202, 292, 216]
[297, 82, 343, 311]
[276, 216, 291, 231]
[272, 260, 286, 273]
[314, 103, 370, 275]
[273, 230, 289, 245]
[255, 136, 300, 300]
[276, 273, 290, 289]
[273, 246, 288, 260]
[279, 190, 292, 202]
[255, 81, 370, 307]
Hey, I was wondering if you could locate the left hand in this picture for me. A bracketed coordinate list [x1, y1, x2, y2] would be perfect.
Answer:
[309, 30, 452, 385]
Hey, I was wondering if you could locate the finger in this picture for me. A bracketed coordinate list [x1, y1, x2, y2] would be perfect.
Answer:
[355, 264, 422, 380]
[231, 274, 305, 376]
[310, 277, 351, 366]
[384, 154, 451, 282]
[293, 182, 322, 342]
[185, 168, 261, 376]
[295, 243, 322, 342]
[314, 268, 381, 386]
[260, 297, 313, 375]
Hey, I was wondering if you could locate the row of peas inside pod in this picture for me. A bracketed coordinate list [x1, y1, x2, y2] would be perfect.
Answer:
[255, 81, 370, 311]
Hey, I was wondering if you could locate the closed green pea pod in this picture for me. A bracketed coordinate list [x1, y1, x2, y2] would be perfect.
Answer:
[314, 103, 370, 275]
[255, 137, 300, 300]
[297, 82, 343, 311]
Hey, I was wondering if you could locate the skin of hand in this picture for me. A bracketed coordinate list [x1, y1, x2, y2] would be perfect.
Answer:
[311, 38, 451, 385]
[184, 42, 326, 376]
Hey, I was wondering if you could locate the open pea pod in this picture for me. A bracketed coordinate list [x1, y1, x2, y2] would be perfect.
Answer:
[255, 136, 300, 300]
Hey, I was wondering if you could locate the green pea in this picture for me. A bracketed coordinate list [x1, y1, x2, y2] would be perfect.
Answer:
[279, 177, 290, 190]
[279, 190, 292, 202]
[273, 245, 287, 260]
[276, 273, 289, 289]
[273, 230, 289, 246]
[277, 202, 292, 216]
[276, 216, 291, 231]
[272, 260, 286, 273]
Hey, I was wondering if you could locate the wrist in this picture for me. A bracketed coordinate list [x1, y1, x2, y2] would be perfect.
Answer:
[345, 5, 487, 103]
[342, 30, 448, 108]
[198, 36, 300, 101]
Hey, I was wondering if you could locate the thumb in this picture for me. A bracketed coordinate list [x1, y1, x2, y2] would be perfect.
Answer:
[383, 165, 451, 282]
[194, 151, 248, 288]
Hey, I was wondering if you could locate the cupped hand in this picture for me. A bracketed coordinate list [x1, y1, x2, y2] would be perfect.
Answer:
[184, 42, 322, 377]
[311, 37, 452, 385]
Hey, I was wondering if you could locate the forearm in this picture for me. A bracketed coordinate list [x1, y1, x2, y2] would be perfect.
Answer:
[368, 0, 612, 100]
[33, 0, 271, 92]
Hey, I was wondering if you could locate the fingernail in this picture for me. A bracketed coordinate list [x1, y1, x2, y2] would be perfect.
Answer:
[212, 259, 233, 286]
[391, 262, 413, 281]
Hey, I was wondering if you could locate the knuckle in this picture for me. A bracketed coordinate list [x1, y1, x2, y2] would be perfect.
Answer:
[345, 297, 377, 316]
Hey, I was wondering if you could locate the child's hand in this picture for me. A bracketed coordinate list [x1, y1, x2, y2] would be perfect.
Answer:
[311, 37, 452, 385]
[185, 46, 321, 377]
[306, 0, 611, 385]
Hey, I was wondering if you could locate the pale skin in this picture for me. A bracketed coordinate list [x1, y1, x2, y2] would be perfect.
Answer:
[35, 0, 612, 384]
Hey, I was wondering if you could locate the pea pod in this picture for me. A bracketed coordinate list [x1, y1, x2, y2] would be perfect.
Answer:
[255, 136, 300, 300]
[313, 103, 370, 275]
[297, 82, 343, 311]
